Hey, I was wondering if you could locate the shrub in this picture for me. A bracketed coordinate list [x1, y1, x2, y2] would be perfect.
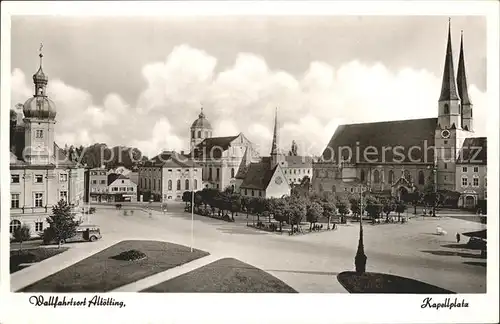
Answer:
[13, 224, 32, 252]
[89, 207, 96, 214]
[111, 249, 147, 261]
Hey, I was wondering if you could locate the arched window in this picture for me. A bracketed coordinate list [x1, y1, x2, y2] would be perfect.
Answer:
[191, 130, 195, 139]
[444, 104, 449, 114]
[231, 168, 235, 178]
[197, 131, 201, 138]
[216, 168, 220, 180]
[168, 180, 172, 191]
[388, 170, 394, 184]
[185, 179, 189, 190]
[360, 169, 365, 182]
[10, 219, 21, 234]
[177, 180, 181, 191]
[418, 170, 425, 185]
[373, 170, 380, 183]
[194, 179, 198, 190]
[209, 168, 213, 180]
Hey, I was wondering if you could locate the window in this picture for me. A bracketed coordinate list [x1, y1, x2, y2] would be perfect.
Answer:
[185, 179, 190, 190]
[11, 174, 20, 183]
[360, 169, 365, 182]
[444, 176, 447, 181]
[120, 187, 126, 191]
[231, 168, 235, 178]
[216, 168, 220, 180]
[461, 176, 468, 187]
[191, 130, 195, 138]
[294, 169, 296, 174]
[100, 180, 106, 184]
[209, 168, 213, 179]
[350, 187, 354, 193]
[34, 193, 43, 207]
[198, 131, 201, 138]
[373, 170, 380, 183]
[252, 190, 255, 197]
[344, 188, 348, 192]
[177, 180, 181, 191]
[153, 180, 156, 190]
[35, 129, 44, 138]
[444, 103, 449, 114]
[462, 167, 468, 173]
[216, 184, 219, 189]
[60, 191, 67, 202]
[35, 174, 43, 183]
[35, 222, 43, 232]
[92, 180, 97, 184]
[444, 163, 447, 169]
[112, 187, 118, 192]
[168, 180, 172, 191]
[10, 220, 21, 234]
[473, 167, 479, 173]
[388, 170, 394, 184]
[11, 193, 20, 208]
[245, 189, 248, 195]
[418, 171, 425, 185]
[259, 191, 262, 197]
[307, 170, 310, 174]
[284, 170, 287, 174]
[121, 180, 124, 184]
[129, 187, 134, 191]
[444, 140, 448, 145]
[473, 177, 479, 187]
[194, 179, 198, 190]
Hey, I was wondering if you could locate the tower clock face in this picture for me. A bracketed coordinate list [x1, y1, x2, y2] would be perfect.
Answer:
[441, 129, 451, 139]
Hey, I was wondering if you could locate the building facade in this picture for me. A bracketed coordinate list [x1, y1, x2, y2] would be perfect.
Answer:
[10, 50, 85, 238]
[88, 167, 109, 203]
[138, 151, 202, 202]
[108, 175, 138, 202]
[312, 22, 485, 207]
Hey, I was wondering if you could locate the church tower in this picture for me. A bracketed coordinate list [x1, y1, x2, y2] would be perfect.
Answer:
[457, 31, 474, 132]
[437, 20, 462, 131]
[270, 107, 285, 169]
[22, 45, 57, 165]
[190, 106, 212, 153]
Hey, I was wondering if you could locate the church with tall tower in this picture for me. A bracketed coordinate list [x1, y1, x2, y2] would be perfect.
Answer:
[10, 47, 86, 238]
[312, 21, 487, 209]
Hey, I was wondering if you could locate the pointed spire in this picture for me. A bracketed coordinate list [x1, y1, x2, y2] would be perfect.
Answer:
[457, 30, 471, 105]
[439, 19, 459, 102]
[270, 107, 279, 156]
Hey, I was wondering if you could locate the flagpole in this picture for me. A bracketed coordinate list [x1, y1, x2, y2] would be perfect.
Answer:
[191, 160, 194, 252]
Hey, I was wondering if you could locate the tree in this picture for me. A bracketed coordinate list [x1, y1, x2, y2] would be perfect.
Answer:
[229, 194, 241, 221]
[336, 198, 350, 218]
[47, 199, 81, 248]
[271, 198, 289, 232]
[349, 197, 361, 217]
[306, 202, 323, 231]
[321, 200, 337, 230]
[194, 192, 203, 210]
[288, 198, 307, 233]
[395, 201, 407, 222]
[13, 224, 31, 253]
[382, 199, 395, 222]
[365, 197, 382, 224]
[182, 191, 192, 207]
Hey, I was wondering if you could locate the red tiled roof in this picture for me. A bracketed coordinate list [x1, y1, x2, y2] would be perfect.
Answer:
[321, 118, 437, 164]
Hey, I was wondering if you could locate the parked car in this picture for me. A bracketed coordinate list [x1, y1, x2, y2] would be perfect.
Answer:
[45, 225, 102, 245]
[466, 237, 486, 250]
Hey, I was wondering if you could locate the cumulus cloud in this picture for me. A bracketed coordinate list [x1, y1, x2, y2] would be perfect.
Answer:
[11, 44, 488, 158]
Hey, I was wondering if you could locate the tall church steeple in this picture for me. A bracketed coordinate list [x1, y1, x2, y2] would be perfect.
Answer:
[457, 30, 474, 132]
[270, 107, 284, 168]
[437, 19, 462, 130]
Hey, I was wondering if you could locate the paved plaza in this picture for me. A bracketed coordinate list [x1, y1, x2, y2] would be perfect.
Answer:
[11, 202, 486, 293]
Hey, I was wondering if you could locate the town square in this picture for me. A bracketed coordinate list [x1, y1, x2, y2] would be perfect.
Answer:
[7, 14, 490, 296]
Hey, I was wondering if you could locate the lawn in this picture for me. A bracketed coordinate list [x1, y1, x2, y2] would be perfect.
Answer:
[10, 247, 69, 274]
[20, 240, 209, 292]
[337, 271, 455, 294]
[143, 257, 297, 293]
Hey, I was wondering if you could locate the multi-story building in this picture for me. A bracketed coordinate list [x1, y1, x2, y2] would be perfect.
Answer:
[190, 108, 260, 191]
[312, 22, 486, 204]
[138, 151, 202, 202]
[455, 137, 487, 208]
[88, 167, 109, 203]
[10, 49, 85, 238]
[282, 156, 313, 185]
[108, 174, 137, 203]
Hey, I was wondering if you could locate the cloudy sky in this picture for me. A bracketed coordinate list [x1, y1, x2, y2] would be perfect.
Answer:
[11, 16, 486, 158]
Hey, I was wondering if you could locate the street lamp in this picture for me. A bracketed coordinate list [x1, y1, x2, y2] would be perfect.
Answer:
[432, 164, 437, 217]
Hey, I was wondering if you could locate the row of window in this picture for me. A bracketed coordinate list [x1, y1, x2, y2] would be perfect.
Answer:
[90, 171, 107, 176]
[141, 178, 199, 191]
[191, 130, 212, 139]
[91, 180, 107, 185]
[243, 188, 262, 197]
[284, 169, 311, 175]
[11, 191, 67, 209]
[461, 176, 485, 188]
[358, 169, 425, 185]
[110, 187, 135, 192]
[462, 166, 480, 173]
[10, 220, 44, 234]
[11, 173, 68, 184]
